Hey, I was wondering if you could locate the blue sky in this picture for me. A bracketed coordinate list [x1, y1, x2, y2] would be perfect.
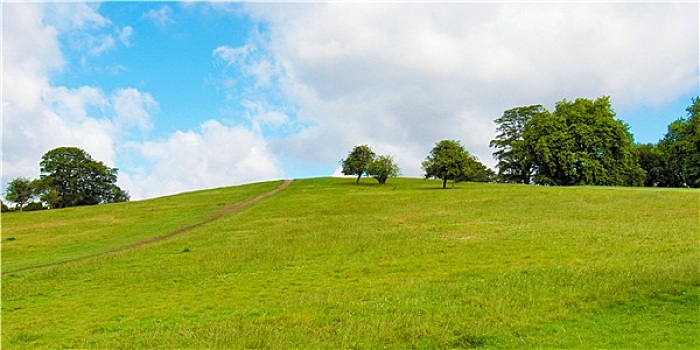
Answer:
[3, 2, 698, 200]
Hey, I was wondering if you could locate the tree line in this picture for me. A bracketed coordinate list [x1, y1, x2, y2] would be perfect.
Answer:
[5, 96, 697, 210]
[341, 140, 493, 189]
[343, 96, 698, 189]
[3, 147, 129, 212]
[491, 96, 699, 187]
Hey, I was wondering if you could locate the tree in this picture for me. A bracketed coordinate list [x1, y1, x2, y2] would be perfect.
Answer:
[636, 143, 668, 187]
[524, 97, 644, 186]
[422, 140, 475, 189]
[40, 147, 129, 208]
[658, 97, 700, 188]
[490, 105, 547, 183]
[367, 155, 401, 184]
[341, 145, 376, 184]
[461, 156, 496, 183]
[5, 177, 35, 211]
[1, 201, 9, 213]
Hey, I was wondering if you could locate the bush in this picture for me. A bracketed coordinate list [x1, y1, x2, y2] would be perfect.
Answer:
[1, 201, 10, 212]
[24, 202, 45, 211]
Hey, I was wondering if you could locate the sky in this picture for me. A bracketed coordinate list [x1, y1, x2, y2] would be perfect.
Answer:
[2, 1, 698, 200]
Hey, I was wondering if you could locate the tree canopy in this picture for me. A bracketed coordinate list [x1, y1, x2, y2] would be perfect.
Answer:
[502, 97, 644, 186]
[657, 97, 700, 188]
[490, 105, 546, 183]
[422, 140, 491, 188]
[341, 145, 377, 184]
[39, 147, 129, 208]
[5, 177, 34, 211]
[367, 154, 401, 184]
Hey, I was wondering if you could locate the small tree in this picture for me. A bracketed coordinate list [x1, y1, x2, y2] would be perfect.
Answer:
[5, 177, 35, 211]
[422, 140, 473, 189]
[341, 145, 376, 184]
[367, 155, 400, 184]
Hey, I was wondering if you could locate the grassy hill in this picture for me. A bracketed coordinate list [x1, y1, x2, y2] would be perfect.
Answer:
[2, 178, 698, 348]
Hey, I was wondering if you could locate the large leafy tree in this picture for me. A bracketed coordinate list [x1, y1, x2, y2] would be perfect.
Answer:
[524, 97, 644, 186]
[636, 143, 669, 187]
[341, 145, 376, 184]
[40, 147, 129, 208]
[5, 177, 35, 211]
[367, 154, 401, 184]
[422, 140, 476, 189]
[657, 97, 700, 188]
[490, 105, 547, 183]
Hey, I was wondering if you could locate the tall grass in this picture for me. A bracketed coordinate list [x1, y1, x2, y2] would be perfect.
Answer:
[2, 178, 698, 348]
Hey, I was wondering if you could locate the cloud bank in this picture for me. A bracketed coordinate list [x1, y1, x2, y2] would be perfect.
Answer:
[2, 3, 285, 200]
[2, 2, 697, 200]
[245, 2, 698, 175]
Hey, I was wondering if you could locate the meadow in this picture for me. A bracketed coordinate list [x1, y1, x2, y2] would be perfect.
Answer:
[2, 178, 698, 348]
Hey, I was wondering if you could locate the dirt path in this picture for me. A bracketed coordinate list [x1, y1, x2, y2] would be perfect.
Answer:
[4, 179, 294, 274]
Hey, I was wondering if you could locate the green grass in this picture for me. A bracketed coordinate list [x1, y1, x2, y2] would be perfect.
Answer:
[2, 177, 698, 348]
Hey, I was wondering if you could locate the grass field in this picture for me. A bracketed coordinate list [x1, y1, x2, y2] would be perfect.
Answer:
[2, 177, 698, 348]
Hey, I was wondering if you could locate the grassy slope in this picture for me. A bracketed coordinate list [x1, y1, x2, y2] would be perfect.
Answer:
[2, 178, 698, 348]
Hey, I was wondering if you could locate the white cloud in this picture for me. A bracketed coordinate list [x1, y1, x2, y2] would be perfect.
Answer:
[118, 26, 134, 47]
[121, 120, 284, 200]
[44, 2, 117, 58]
[142, 5, 174, 30]
[245, 2, 698, 175]
[111, 88, 158, 133]
[43, 2, 111, 31]
[2, 3, 284, 200]
[1, 4, 147, 192]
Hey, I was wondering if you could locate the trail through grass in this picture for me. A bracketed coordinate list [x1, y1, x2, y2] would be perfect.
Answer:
[2, 178, 698, 348]
[2, 181, 284, 272]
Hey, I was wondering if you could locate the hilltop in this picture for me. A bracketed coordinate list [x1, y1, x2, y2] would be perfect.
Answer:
[2, 178, 698, 348]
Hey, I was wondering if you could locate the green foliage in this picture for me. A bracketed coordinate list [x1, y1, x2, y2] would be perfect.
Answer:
[39, 147, 129, 208]
[636, 143, 672, 187]
[2, 178, 697, 348]
[463, 159, 496, 183]
[524, 97, 644, 186]
[490, 105, 547, 183]
[23, 202, 45, 212]
[341, 145, 376, 184]
[422, 140, 488, 188]
[1, 200, 10, 212]
[657, 97, 700, 188]
[367, 154, 400, 184]
[5, 177, 35, 211]
[422, 139, 467, 188]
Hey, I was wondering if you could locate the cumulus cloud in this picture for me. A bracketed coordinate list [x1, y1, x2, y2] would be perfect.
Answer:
[1, 4, 133, 188]
[2, 3, 284, 200]
[244, 2, 698, 175]
[111, 88, 158, 133]
[120, 120, 284, 200]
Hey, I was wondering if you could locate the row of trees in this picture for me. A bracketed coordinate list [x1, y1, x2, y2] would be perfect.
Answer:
[341, 145, 401, 184]
[636, 99, 699, 187]
[3, 147, 129, 211]
[343, 96, 697, 189]
[490, 96, 699, 188]
[341, 140, 494, 188]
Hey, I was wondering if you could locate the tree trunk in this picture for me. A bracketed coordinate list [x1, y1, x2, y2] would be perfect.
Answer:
[442, 178, 447, 189]
[356, 173, 362, 184]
